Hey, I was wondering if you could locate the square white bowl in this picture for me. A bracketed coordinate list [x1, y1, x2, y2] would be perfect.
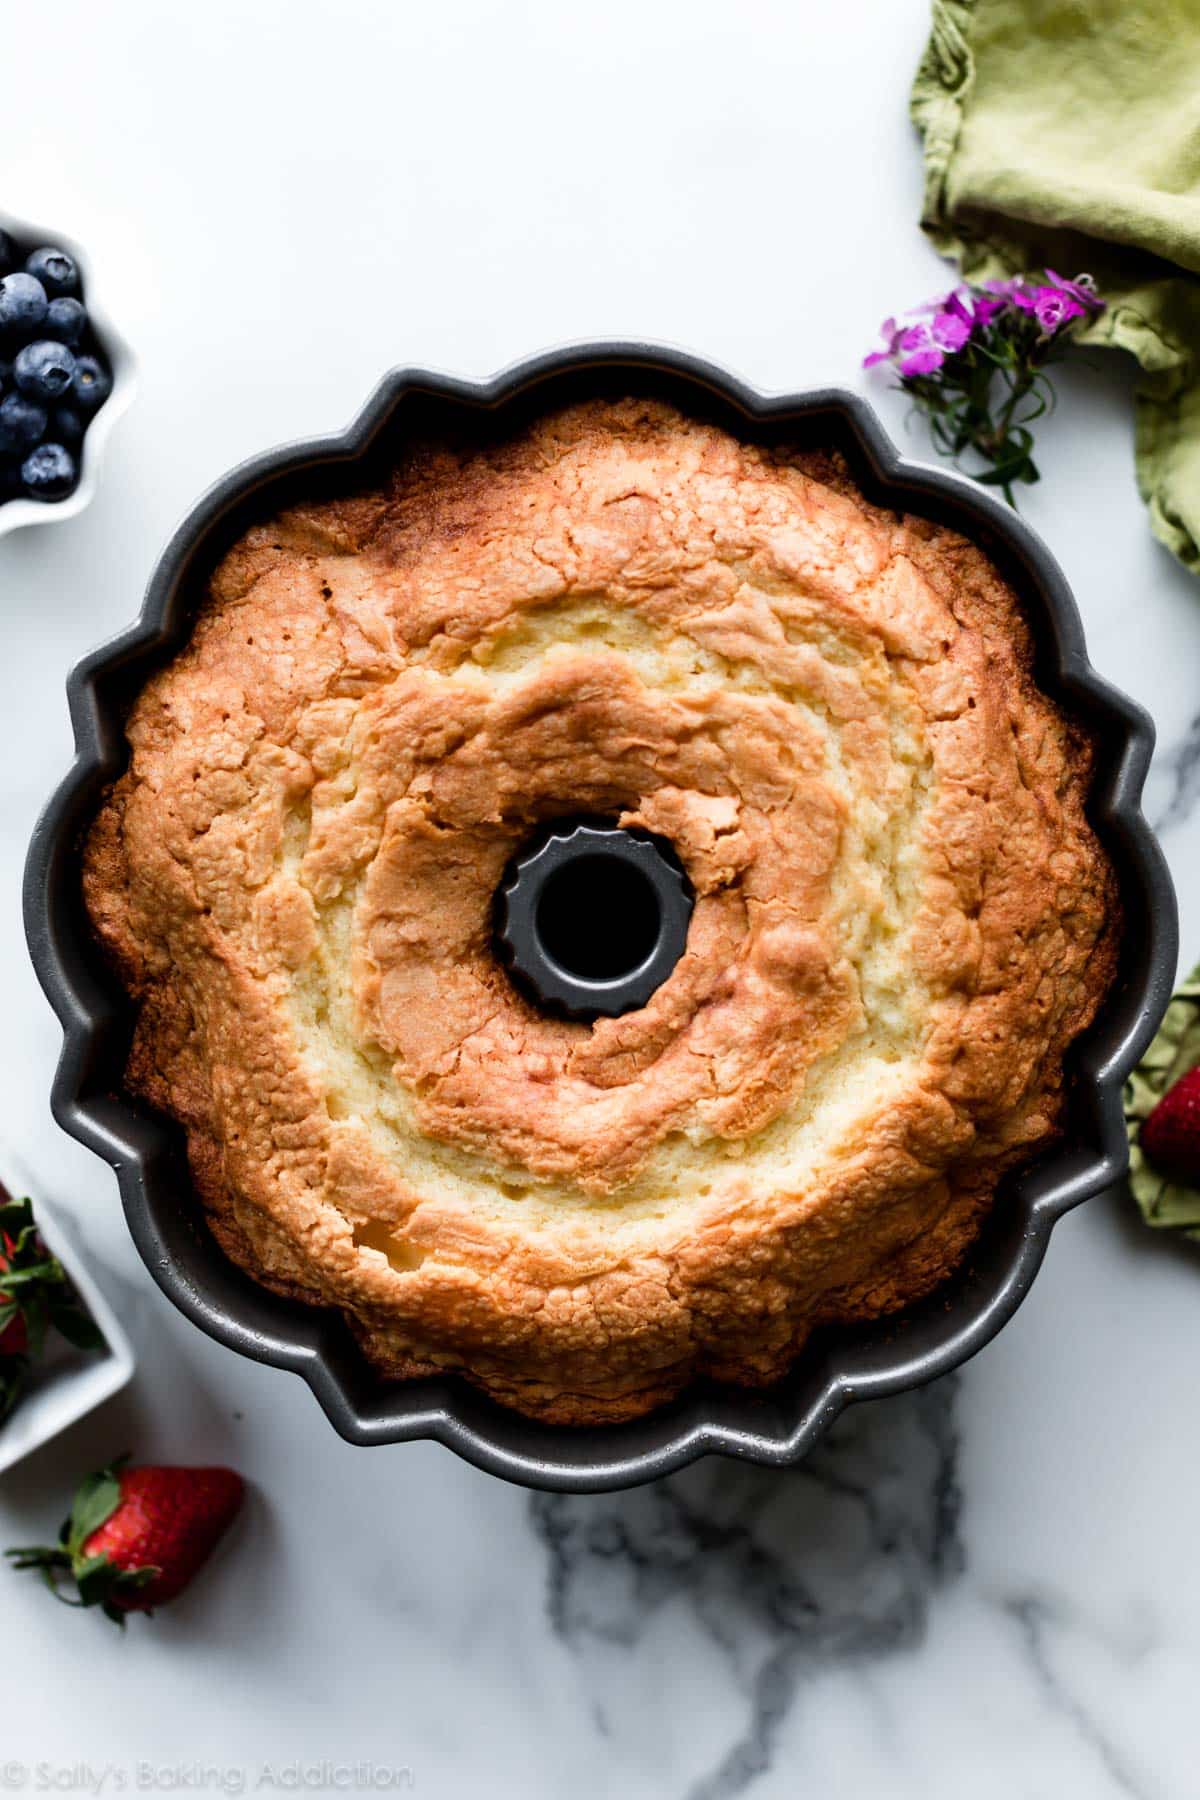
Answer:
[0, 1151, 135, 1474]
[0, 210, 135, 541]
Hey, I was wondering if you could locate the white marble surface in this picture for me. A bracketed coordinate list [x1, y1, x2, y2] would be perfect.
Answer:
[0, 3, 1198, 1796]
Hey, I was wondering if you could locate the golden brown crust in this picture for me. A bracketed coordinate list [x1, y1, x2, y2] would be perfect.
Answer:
[83, 400, 1120, 1423]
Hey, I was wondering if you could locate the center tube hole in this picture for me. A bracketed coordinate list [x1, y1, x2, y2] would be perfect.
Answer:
[535, 854, 662, 983]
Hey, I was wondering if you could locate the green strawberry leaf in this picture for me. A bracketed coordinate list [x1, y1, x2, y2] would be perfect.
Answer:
[20, 1295, 48, 1361]
[0, 1259, 66, 1291]
[5, 1545, 71, 1568]
[71, 1554, 117, 1608]
[74, 1553, 158, 1618]
[65, 1464, 124, 1556]
[118, 1565, 159, 1591]
[47, 1300, 106, 1352]
[0, 1199, 36, 1241]
[0, 1356, 29, 1425]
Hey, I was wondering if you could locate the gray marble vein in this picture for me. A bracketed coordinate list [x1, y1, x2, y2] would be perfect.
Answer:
[1003, 1595, 1149, 1800]
[1149, 708, 1200, 835]
[530, 1377, 962, 1799]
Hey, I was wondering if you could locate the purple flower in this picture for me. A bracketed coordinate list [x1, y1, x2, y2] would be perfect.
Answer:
[915, 288, 979, 339]
[901, 300, 981, 373]
[1011, 272, 1102, 335]
[1006, 280, 1040, 314]
[896, 321, 947, 376]
[862, 316, 902, 369]
[865, 295, 976, 376]
[863, 270, 1103, 377]
[860, 269, 1105, 508]
[1045, 269, 1103, 311]
[916, 287, 968, 319]
[931, 306, 972, 352]
[929, 282, 1010, 328]
[1030, 286, 1086, 334]
[970, 287, 1009, 325]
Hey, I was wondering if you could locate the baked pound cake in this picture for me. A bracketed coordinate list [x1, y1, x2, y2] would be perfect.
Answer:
[83, 400, 1119, 1423]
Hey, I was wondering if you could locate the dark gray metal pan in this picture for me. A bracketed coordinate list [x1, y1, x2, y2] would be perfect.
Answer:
[22, 344, 1178, 1491]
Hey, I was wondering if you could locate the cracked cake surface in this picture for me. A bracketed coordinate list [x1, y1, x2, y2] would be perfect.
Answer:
[83, 398, 1120, 1422]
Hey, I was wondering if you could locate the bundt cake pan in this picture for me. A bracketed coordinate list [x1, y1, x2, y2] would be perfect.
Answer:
[23, 344, 1177, 1492]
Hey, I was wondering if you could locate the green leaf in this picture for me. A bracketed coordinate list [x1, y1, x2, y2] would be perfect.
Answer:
[65, 1465, 124, 1556]
[5, 1546, 71, 1568]
[0, 1260, 66, 1291]
[47, 1302, 106, 1352]
[74, 1554, 158, 1619]
[21, 1295, 47, 1361]
[1014, 393, 1049, 426]
[74, 1553, 122, 1609]
[0, 1356, 29, 1425]
[0, 1199, 35, 1236]
[977, 459, 1034, 487]
[118, 1565, 159, 1591]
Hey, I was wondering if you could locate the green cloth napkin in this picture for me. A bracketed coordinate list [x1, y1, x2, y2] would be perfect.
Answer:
[912, 0, 1200, 570]
[1125, 966, 1200, 1237]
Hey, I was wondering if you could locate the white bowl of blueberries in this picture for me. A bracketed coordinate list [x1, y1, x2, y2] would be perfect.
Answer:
[0, 212, 134, 537]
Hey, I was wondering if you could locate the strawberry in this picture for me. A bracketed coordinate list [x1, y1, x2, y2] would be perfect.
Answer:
[0, 1194, 106, 1422]
[6, 1458, 244, 1624]
[1141, 1065, 1200, 1187]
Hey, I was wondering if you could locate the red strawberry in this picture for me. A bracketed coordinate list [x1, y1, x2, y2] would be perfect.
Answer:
[1141, 1065, 1200, 1187]
[0, 1195, 104, 1395]
[6, 1458, 244, 1624]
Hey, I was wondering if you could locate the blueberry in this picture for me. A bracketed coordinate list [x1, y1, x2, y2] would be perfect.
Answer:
[51, 403, 84, 448]
[14, 340, 76, 401]
[0, 391, 48, 453]
[0, 231, 17, 278]
[71, 354, 111, 412]
[0, 360, 11, 393]
[24, 247, 78, 299]
[21, 442, 77, 500]
[0, 273, 47, 338]
[46, 296, 85, 347]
